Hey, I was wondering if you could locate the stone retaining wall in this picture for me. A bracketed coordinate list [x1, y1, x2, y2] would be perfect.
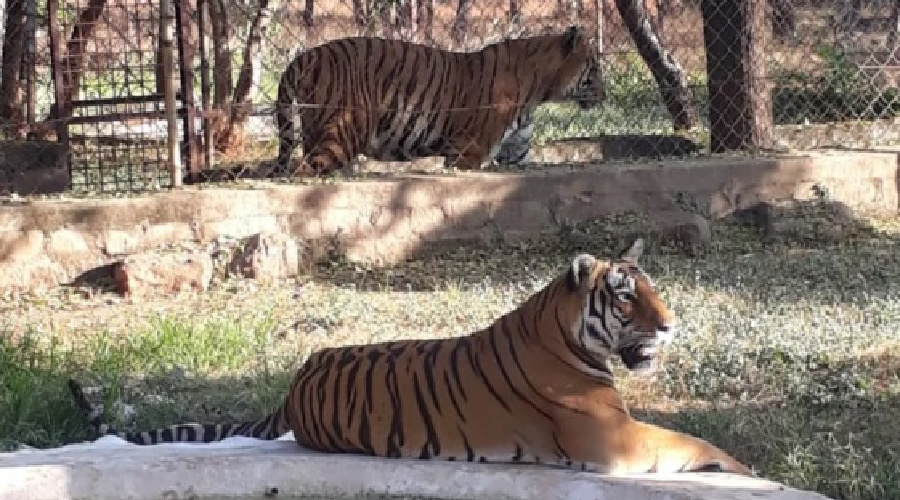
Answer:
[1, 149, 897, 292]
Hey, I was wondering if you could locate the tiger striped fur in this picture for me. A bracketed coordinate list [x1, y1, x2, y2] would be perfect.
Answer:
[271, 25, 604, 176]
[68, 238, 753, 476]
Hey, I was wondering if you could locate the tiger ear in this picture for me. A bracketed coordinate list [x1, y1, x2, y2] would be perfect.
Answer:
[566, 253, 598, 294]
[562, 25, 581, 55]
[618, 237, 645, 263]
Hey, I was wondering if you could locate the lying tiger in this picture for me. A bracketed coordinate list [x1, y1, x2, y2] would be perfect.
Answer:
[69, 238, 753, 476]
[271, 25, 604, 176]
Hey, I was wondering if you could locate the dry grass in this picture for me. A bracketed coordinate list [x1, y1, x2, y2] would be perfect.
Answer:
[2, 207, 900, 500]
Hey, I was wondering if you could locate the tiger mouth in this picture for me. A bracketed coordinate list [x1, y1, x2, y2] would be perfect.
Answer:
[619, 339, 662, 375]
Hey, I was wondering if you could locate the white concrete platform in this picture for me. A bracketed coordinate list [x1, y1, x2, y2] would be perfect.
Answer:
[0, 433, 836, 500]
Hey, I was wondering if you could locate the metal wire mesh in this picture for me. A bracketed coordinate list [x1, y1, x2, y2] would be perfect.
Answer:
[767, 0, 900, 149]
[2, 0, 900, 194]
[60, 0, 174, 193]
[0, 0, 176, 195]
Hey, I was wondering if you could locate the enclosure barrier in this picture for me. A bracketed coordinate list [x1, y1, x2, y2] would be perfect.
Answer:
[1, 0, 900, 195]
[1, 149, 896, 293]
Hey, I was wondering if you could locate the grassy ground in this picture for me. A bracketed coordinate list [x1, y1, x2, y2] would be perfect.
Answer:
[1, 208, 899, 500]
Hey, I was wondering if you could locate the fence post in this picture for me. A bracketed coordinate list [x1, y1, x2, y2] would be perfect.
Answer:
[24, 0, 36, 125]
[701, 0, 772, 153]
[198, 0, 213, 172]
[158, 0, 183, 187]
[174, 0, 200, 181]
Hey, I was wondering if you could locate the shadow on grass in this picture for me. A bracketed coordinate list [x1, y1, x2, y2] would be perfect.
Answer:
[311, 196, 900, 304]
[631, 348, 900, 500]
[0, 334, 102, 451]
[175, 148, 895, 304]
[0, 337, 295, 452]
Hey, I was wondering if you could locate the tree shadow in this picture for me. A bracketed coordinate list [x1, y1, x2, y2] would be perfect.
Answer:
[628, 348, 900, 500]
[259, 149, 900, 314]
[0, 335, 98, 451]
[308, 188, 900, 308]
[548, 133, 702, 160]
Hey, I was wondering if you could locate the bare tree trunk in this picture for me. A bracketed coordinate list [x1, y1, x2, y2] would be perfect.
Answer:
[207, 0, 232, 109]
[770, 0, 795, 40]
[398, 0, 413, 34]
[174, 0, 201, 175]
[0, 0, 27, 135]
[701, 0, 772, 152]
[377, 0, 397, 37]
[157, 0, 198, 96]
[46, 0, 65, 139]
[889, 0, 900, 49]
[218, 0, 278, 152]
[302, 0, 314, 27]
[645, 0, 660, 32]
[417, 0, 434, 41]
[555, 0, 583, 22]
[352, 0, 366, 26]
[54, 0, 107, 119]
[509, 0, 521, 24]
[22, 0, 36, 126]
[840, 0, 861, 36]
[451, 0, 471, 46]
[615, 0, 698, 130]
[205, 0, 233, 152]
[232, 0, 276, 107]
[657, 0, 681, 32]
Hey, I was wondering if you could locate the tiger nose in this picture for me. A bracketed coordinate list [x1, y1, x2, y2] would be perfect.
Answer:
[656, 323, 676, 346]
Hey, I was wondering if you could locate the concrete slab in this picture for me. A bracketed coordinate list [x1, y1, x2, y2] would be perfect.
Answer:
[0, 433, 836, 500]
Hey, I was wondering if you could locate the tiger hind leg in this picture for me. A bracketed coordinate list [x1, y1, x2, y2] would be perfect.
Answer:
[300, 114, 366, 177]
[493, 110, 535, 166]
[444, 139, 494, 171]
[273, 79, 299, 178]
[446, 113, 519, 170]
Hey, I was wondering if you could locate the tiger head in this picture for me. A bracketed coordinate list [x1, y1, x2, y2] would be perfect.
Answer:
[565, 238, 675, 376]
[570, 52, 605, 110]
[546, 25, 605, 110]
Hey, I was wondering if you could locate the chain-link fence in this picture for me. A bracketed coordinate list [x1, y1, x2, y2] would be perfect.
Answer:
[1, 0, 900, 195]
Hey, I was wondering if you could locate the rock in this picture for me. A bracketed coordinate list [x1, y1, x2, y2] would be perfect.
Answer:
[752, 199, 858, 243]
[822, 224, 847, 242]
[649, 210, 711, 257]
[727, 202, 775, 234]
[228, 232, 301, 282]
[0, 139, 70, 195]
[0, 255, 69, 293]
[112, 251, 213, 297]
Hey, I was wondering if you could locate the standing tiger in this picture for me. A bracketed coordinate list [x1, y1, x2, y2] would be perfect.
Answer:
[68, 238, 753, 476]
[271, 25, 604, 176]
